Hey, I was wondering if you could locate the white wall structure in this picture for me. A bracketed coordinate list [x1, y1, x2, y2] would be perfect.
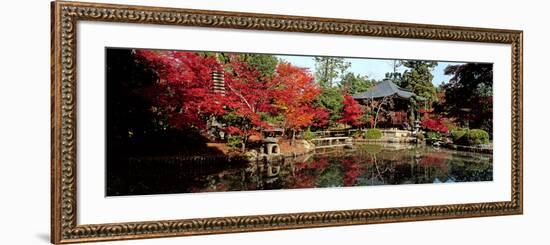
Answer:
[0, 0, 547, 244]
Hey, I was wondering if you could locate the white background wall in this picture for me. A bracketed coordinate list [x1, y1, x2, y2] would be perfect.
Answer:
[0, 0, 547, 244]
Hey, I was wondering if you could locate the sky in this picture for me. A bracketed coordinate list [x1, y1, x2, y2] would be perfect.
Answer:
[276, 55, 465, 86]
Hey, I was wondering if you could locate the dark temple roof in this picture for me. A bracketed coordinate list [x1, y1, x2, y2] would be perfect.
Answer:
[352, 79, 423, 100]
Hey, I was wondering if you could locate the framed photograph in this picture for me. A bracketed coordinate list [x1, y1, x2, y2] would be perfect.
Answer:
[51, 1, 523, 243]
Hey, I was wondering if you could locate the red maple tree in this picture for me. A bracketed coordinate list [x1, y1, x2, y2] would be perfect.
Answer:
[339, 94, 363, 127]
[311, 107, 330, 128]
[217, 56, 276, 149]
[134, 50, 333, 150]
[135, 51, 276, 150]
[418, 108, 450, 133]
[420, 118, 449, 133]
[271, 62, 321, 143]
[134, 50, 224, 129]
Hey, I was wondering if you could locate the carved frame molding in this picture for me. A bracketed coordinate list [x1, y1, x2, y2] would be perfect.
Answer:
[51, 1, 523, 243]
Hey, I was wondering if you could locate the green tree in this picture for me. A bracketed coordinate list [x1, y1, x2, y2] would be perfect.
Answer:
[241, 54, 278, 78]
[400, 61, 438, 104]
[339, 73, 373, 95]
[443, 63, 493, 132]
[314, 57, 351, 88]
[384, 60, 404, 85]
[201, 53, 277, 79]
[315, 87, 344, 123]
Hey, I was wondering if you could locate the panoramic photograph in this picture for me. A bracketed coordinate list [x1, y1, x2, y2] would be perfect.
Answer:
[105, 48, 493, 196]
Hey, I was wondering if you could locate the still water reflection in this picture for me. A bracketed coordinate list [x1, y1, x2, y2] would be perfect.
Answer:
[186, 144, 493, 194]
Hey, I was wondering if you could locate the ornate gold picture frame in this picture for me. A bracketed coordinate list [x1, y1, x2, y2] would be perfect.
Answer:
[51, 1, 523, 243]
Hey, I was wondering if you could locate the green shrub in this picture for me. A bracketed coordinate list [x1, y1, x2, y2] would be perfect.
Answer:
[303, 128, 315, 141]
[364, 129, 382, 139]
[426, 131, 442, 140]
[451, 128, 468, 144]
[452, 128, 489, 146]
[466, 129, 490, 145]
[227, 136, 243, 149]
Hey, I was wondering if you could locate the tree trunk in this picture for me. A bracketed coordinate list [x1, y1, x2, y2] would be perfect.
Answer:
[408, 106, 415, 130]
[324, 60, 330, 87]
[373, 110, 380, 129]
[291, 130, 296, 146]
[241, 136, 247, 152]
[373, 97, 386, 128]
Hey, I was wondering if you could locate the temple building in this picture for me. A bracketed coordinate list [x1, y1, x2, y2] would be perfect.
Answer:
[352, 79, 425, 129]
[352, 79, 422, 101]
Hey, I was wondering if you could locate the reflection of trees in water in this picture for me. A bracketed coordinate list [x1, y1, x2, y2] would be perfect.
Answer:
[315, 164, 344, 188]
[341, 158, 364, 186]
[185, 145, 493, 193]
[447, 159, 493, 182]
[291, 158, 327, 188]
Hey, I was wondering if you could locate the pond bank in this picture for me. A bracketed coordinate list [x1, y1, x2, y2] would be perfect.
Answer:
[441, 143, 493, 154]
[354, 138, 492, 154]
[248, 139, 315, 162]
[246, 137, 492, 163]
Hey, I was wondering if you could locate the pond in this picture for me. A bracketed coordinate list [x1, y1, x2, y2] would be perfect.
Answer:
[107, 143, 493, 196]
